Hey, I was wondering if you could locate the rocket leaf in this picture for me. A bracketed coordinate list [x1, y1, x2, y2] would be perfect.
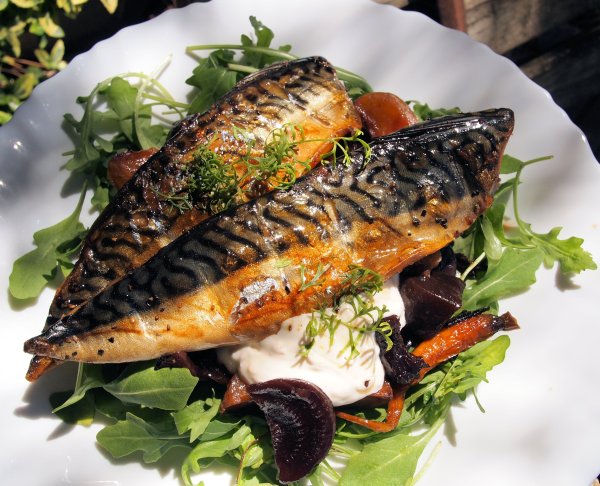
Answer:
[340, 420, 442, 486]
[9, 187, 87, 299]
[97, 412, 189, 463]
[527, 226, 597, 274]
[52, 363, 106, 412]
[505, 155, 596, 274]
[103, 361, 199, 410]
[462, 247, 544, 310]
[173, 397, 221, 442]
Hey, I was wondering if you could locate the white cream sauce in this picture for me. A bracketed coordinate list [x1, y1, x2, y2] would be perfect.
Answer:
[217, 276, 406, 407]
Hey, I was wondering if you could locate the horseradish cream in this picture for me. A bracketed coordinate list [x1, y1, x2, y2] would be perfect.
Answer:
[217, 276, 405, 407]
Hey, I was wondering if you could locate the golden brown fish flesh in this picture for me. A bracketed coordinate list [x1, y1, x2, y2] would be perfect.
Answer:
[27, 56, 361, 380]
[25, 109, 514, 364]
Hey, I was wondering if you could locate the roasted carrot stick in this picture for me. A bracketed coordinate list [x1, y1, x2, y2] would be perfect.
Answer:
[336, 312, 518, 432]
[336, 385, 408, 433]
[413, 312, 519, 376]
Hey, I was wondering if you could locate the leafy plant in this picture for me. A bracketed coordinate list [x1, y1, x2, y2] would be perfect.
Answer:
[0, 0, 119, 124]
[456, 154, 596, 312]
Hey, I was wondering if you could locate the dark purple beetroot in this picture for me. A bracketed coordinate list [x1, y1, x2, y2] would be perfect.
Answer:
[154, 350, 229, 384]
[436, 245, 458, 276]
[400, 273, 465, 344]
[401, 251, 442, 278]
[399, 245, 464, 344]
[375, 315, 426, 386]
[247, 379, 336, 483]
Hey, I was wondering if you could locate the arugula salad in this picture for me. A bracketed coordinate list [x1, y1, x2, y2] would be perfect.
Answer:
[9, 17, 596, 486]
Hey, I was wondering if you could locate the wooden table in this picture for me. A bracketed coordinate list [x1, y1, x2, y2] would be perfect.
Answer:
[379, 0, 600, 161]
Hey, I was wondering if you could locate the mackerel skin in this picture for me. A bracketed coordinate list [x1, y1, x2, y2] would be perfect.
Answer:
[25, 109, 514, 364]
[27, 57, 360, 380]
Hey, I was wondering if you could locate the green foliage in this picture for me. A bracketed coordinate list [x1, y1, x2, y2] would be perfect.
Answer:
[48, 330, 513, 485]
[184, 16, 291, 115]
[52, 363, 105, 412]
[97, 412, 190, 463]
[102, 361, 199, 410]
[9, 187, 86, 299]
[173, 397, 221, 442]
[340, 422, 442, 486]
[461, 247, 544, 310]
[339, 336, 510, 485]
[0, 0, 119, 124]
[456, 154, 596, 311]
[62, 74, 176, 214]
[185, 15, 371, 105]
[408, 101, 461, 121]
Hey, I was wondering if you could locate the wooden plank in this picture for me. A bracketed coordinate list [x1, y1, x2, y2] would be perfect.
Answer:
[437, 0, 467, 32]
[374, 0, 409, 7]
[464, 0, 597, 53]
[519, 16, 600, 160]
[520, 18, 600, 111]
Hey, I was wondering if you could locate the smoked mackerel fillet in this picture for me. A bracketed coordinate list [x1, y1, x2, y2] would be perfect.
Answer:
[25, 109, 514, 364]
[26, 56, 361, 380]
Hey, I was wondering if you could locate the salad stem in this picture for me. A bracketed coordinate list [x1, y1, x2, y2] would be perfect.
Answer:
[227, 63, 259, 74]
[186, 44, 297, 61]
[185, 44, 373, 93]
[460, 251, 486, 280]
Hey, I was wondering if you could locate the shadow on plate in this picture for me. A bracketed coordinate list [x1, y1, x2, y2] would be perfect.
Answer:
[14, 361, 78, 420]
[555, 267, 581, 291]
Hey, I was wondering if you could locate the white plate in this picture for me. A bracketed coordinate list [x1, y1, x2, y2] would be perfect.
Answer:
[1, 1, 599, 485]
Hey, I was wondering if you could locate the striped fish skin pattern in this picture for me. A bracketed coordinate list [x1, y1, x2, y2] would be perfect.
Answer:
[24, 109, 514, 364]
[26, 56, 360, 380]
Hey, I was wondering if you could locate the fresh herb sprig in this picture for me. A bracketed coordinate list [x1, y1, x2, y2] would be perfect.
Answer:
[299, 262, 332, 292]
[338, 264, 385, 300]
[160, 123, 371, 216]
[300, 265, 392, 360]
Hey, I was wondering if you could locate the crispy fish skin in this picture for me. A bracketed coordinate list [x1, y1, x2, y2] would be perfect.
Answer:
[25, 109, 514, 364]
[26, 57, 361, 380]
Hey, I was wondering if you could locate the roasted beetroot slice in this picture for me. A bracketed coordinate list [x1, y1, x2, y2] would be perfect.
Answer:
[400, 273, 465, 344]
[376, 315, 427, 386]
[247, 379, 335, 483]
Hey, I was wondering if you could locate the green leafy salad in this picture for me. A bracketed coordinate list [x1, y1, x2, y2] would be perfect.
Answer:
[10, 16, 596, 486]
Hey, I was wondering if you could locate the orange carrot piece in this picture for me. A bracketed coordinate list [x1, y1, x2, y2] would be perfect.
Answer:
[336, 385, 408, 433]
[107, 147, 159, 189]
[336, 312, 518, 432]
[413, 312, 519, 378]
[354, 92, 419, 138]
[220, 374, 253, 413]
